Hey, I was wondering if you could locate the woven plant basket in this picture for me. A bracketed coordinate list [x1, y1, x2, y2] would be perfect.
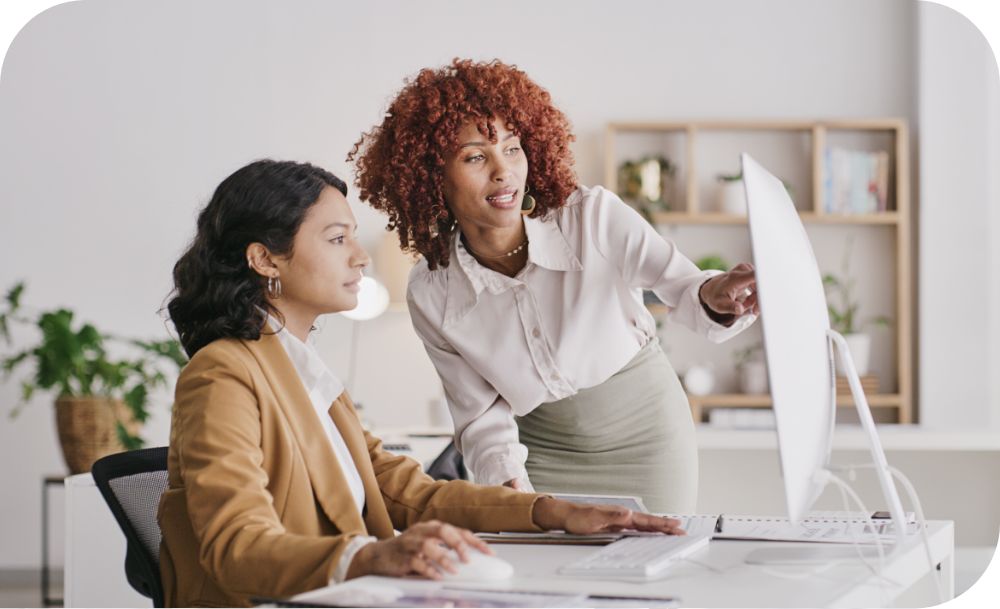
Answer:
[54, 397, 136, 474]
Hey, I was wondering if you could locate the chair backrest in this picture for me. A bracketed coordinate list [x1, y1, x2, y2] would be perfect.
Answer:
[91, 446, 169, 608]
[424, 441, 467, 481]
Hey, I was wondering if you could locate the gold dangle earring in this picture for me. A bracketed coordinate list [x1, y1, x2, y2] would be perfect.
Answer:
[267, 276, 282, 299]
[521, 185, 536, 216]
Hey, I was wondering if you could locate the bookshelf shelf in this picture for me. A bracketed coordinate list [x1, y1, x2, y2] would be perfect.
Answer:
[611, 119, 913, 424]
[687, 393, 901, 409]
[687, 393, 902, 424]
[649, 212, 901, 225]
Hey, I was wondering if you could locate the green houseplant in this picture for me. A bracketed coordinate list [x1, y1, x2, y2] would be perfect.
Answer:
[694, 254, 730, 272]
[822, 240, 891, 376]
[0, 282, 186, 472]
[617, 155, 677, 218]
[732, 341, 768, 394]
[715, 171, 794, 215]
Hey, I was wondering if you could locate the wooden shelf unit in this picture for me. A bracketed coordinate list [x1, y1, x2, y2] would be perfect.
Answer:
[686, 393, 902, 424]
[606, 119, 913, 424]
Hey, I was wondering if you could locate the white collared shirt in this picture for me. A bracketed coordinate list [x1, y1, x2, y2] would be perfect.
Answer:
[267, 317, 375, 582]
[407, 185, 756, 487]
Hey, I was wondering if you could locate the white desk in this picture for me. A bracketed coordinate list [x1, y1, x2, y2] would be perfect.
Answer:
[64, 474, 149, 608]
[296, 521, 954, 608]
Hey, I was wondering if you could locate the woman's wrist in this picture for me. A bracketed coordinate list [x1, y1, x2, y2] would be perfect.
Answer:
[531, 496, 572, 530]
[345, 539, 376, 580]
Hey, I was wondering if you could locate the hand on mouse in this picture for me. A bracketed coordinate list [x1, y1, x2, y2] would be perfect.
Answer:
[531, 496, 685, 535]
[345, 520, 490, 581]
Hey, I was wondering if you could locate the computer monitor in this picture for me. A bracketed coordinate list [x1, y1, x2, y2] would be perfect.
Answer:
[741, 153, 909, 545]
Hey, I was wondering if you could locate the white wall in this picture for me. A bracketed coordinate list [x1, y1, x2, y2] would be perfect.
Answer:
[917, 2, 999, 427]
[989, 16, 1000, 430]
[0, 0, 995, 571]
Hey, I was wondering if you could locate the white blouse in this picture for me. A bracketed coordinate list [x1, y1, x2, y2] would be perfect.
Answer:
[268, 317, 375, 582]
[407, 185, 756, 488]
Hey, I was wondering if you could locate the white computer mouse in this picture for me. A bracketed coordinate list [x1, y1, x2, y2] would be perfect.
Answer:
[438, 549, 514, 582]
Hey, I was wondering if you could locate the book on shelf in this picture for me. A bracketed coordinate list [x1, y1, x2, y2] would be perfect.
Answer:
[836, 374, 880, 395]
[708, 408, 775, 429]
[823, 147, 890, 214]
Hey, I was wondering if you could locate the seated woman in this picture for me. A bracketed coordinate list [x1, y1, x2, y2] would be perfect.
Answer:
[158, 159, 683, 607]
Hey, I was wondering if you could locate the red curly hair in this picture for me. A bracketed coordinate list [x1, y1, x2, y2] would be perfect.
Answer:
[348, 58, 578, 270]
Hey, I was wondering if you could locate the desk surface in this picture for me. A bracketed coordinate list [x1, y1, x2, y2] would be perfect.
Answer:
[297, 521, 953, 608]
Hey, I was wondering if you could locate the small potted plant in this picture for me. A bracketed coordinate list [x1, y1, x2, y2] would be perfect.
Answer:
[715, 171, 794, 215]
[823, 241, 891, 377]
[618, 155, 677, 218]
[715, 171, 747, 215]
[694, 254, 729, 272]
[0, 282, 186, 473]
[733, 341, 768, 394]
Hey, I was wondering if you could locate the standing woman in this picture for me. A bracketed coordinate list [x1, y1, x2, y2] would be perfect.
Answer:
[350, 59, 758, 513]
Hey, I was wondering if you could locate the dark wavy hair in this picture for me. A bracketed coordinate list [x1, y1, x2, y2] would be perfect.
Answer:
[349, 58, 578, 270]
[167, 159, 347, 357]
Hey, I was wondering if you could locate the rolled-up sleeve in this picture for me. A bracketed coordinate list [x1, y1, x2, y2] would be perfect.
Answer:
[407, 286, 531, 488]
[587, 187, 756, 343]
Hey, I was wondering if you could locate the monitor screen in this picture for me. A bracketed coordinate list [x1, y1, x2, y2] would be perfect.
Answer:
[742, 153, 836, 524]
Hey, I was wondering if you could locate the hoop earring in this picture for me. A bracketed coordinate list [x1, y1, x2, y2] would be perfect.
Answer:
[521, 185, 536, 216]
[267, 276, 282, 299]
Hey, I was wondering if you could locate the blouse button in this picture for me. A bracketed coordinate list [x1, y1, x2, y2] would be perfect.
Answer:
[532, 328, 541, 338]
[551, 373, 560, 381]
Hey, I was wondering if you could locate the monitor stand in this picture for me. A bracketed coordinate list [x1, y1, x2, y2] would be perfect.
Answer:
[744, 329, 911, 565]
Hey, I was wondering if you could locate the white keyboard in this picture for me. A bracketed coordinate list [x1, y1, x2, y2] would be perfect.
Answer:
[558, 534, 711, 578]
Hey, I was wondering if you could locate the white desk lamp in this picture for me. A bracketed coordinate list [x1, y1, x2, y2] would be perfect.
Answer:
[339, 233, 416, 394]
[340, 275, 389, 396]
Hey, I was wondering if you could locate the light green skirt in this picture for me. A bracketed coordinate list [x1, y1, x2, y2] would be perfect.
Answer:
[515, 338, 698, 514]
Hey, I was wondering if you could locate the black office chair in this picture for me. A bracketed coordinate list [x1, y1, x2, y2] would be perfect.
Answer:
[91, 446, 169, 608]
[424, 440, 467, 481]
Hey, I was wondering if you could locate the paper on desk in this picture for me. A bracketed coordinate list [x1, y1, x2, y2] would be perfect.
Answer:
[715, 517, 917, 543]
[475, 531, 623, 545]
[657, 511, 918, 543]
[291, 578, 589, 608]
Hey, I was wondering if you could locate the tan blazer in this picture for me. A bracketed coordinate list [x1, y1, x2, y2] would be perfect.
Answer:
[157, 333, 542, 607]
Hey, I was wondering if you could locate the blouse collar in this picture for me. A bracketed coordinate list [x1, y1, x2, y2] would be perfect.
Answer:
[266, 314, 344, 407]
[444, 207, 583, 327]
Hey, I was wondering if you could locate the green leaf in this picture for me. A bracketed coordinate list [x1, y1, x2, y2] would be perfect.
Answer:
[695, 255, 729, 272]
[123, 384, 149, 423]
[2, 349, 30, 374]
[867, 315, 892, 329]
[5, 282, 25, 309]
[115, 422, 143, 451]
[131, 338, 188, 369]
[20, 380, 34, 403]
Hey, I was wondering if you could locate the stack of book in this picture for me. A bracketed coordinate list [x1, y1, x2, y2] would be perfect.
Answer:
[835, 374, 879, 396]
[823, 147, 890, 214]
[707, 408, 776, 429]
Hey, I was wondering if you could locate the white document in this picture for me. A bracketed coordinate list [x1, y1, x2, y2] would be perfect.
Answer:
[657, 511, 917, 544]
